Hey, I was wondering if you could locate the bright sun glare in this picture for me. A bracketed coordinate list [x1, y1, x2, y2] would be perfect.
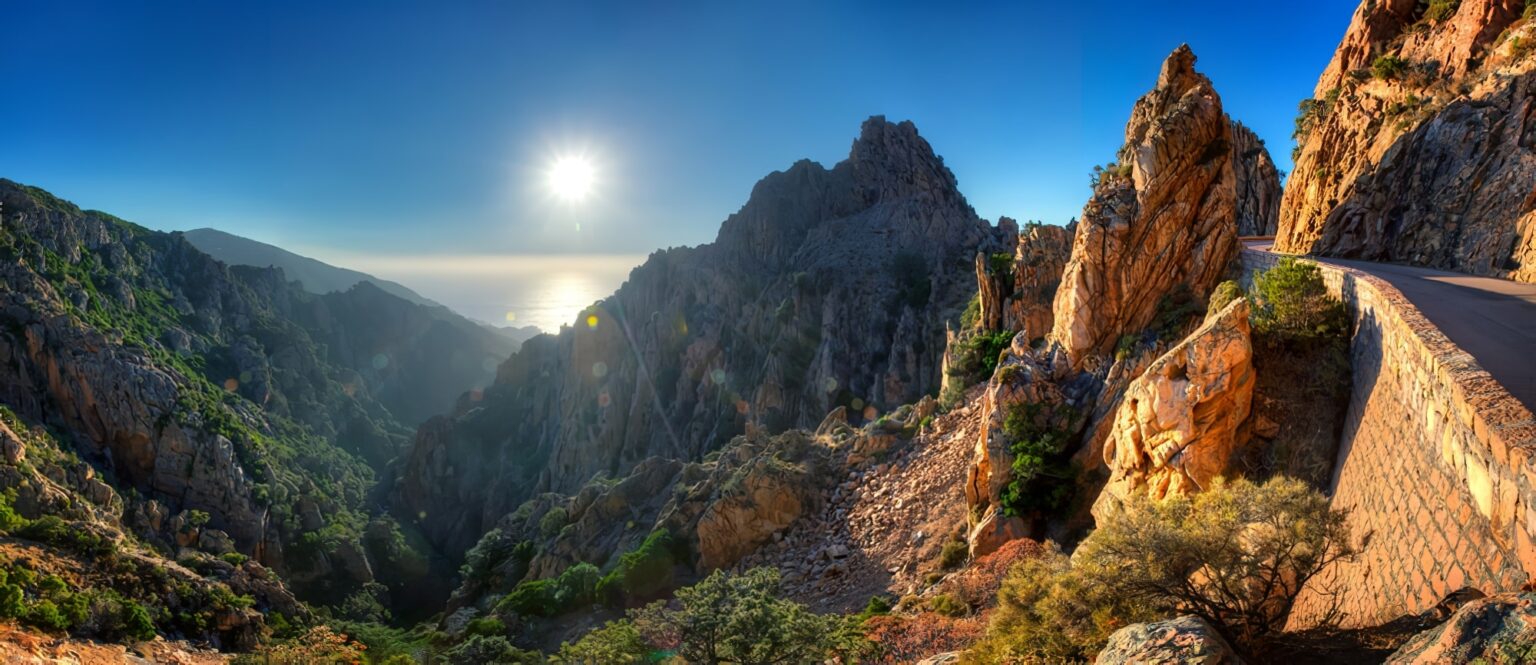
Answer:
[547, 155, 595, 202]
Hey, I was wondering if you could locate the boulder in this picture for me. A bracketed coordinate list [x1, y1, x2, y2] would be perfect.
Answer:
[1094, 298, 1255, 519]
[1097, 615, 1244, 664]
[1387, 592, 1536, 664]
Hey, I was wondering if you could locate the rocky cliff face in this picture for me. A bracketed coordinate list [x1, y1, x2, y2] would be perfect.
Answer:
[0, 179, 500, 606]
[1276, 0, 1536, 282]
[394, 116, 999, 560]
[1231, 121, 1282, 236]
[973, 221, 1074, 341]
[1092, 298, 1255, 519]
[1049, 45, 1240, 366]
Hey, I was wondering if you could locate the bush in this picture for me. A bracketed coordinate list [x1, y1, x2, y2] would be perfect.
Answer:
[597, 529, 677, 606]
[442, 634, 539, 664]
[1076, 476, 1356, 645]
[865, 613, 984, 664]
[960, 294, 981, 330]
[26, 599, 69, 632]
[466, 616, 505, 637]
[554, 562, 600, 609]
[998, 403, 1076, 517]
[1424, 0, 1459, 22]
[498, 579, 558, 617]
[631, 568, 844, 664]
[1251, 258, 1349, 341]
[944, 331, 1015, 390]
[969, 478, 1354, 659]
[1372, 54, 1407, 80]
[539, 507, 569, 538]
[928, 593, 967, 618]
[946, 538, 1044, 609]
[0, 489, 27, 534]
[555, 620, 651, 664]
[939, 539, 968, 571]
[0, 584, 21, 619]
[123, 601, 156, 642]
[1206, 280, 1244, 315]
[966, 545, 1156, 663]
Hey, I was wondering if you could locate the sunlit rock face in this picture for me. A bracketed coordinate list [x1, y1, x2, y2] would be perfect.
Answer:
[1092, 298, 1255, 520]
[394, 116, 1002, 559]
[1048, 45, 1240, 367]
[1276, 0, 1536, 282]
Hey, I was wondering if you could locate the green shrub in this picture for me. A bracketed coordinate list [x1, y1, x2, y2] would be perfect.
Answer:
[966, 546, 1154, 662]
[1251, 258, 1349, 341]
[959, 294, 981, 330]
[927, 592, 967, 618]
[466, 616, 505, 637]
[1424, 0, 1459, 22]
[1372, 53, 1408, 80]
[554, 562, 601, 609]
[1075, 477, 1356, 645]
[1206, 280, 1244, 314]
[539, 507, 569, 538]
[498, 579, 558, 618]
[857, 595, 893, 623]
[555, 620, 650, 664]
[26, 599, 69, 632]
[939, 539, 968, 571]
[631, 568, 844, 664]
[998, 403, 1076, 517]
[0, 584, 22, 619]
[597, 530, 678, 606]
[123, 601, 156, 642]
[442, 634, 539, 664]
[0, 489, 27, 534]
[944, 330, 1015, 391]
[220, 552, 249, 566]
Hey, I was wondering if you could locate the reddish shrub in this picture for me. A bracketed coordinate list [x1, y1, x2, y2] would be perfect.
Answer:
[864, 612, 984, 664]
[947, 538, 1043, 608]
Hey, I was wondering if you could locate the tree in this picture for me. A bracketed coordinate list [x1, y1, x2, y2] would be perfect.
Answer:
[631, 568, 841, 665]
[968, 477, 1355, 660]
[1074, 476, 1355, 645]
[1251, 258, 1347, 341]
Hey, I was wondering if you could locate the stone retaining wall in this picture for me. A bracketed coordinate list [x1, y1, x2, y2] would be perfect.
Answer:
[1237, 249, 1536, 628]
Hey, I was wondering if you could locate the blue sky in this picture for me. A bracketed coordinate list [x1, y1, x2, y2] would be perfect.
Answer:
[0, 1, 1354, 260]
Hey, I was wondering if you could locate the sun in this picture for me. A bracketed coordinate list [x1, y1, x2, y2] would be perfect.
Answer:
[547, 155, 595, 202]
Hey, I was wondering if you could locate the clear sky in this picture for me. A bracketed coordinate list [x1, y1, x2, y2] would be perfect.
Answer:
[1, 1, 1354, 261]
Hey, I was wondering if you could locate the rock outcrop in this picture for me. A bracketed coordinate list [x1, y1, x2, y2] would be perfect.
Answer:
[1097, 615, 1245, 665]
[973, 222, 1074, 340]
[1230, 120, 1281, 236]
[1049, 45, 1240, 366]
[1276, 0, 1536, 282]
[1093, 298, 1255, 519]
[1387, 592, 1536, 663]
[395, 117, 1000, 560]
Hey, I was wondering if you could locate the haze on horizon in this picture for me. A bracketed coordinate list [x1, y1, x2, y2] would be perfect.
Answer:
[0, 1, 1354, 328]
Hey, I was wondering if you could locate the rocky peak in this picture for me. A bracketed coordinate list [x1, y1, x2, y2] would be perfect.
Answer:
[847, 115, 962, 204]
[1049, 45, 1238, 365]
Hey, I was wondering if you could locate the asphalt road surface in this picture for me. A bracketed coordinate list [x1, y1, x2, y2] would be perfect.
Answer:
[1244, 239, 1536, 414]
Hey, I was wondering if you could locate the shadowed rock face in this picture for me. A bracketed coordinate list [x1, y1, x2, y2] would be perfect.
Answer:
[1387, 592, 1536, 664]
[1093, 298, 1255, 520]
[394, 117, 1000, 559]
[1230, 120, 1281, 236]
[1276, 0, 1536, 282]
[1049, 45, 1240, 366]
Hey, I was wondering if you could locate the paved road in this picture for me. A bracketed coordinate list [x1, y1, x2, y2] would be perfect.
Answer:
[1244, 239, 1536, 414]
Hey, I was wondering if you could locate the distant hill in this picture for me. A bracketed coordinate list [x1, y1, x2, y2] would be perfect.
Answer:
[183, 227, 540, 344]
[183, 227, 442, 307]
